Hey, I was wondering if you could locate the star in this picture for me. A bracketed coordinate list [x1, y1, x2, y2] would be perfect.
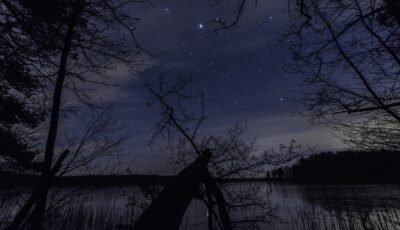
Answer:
[199, 24, 204, 29]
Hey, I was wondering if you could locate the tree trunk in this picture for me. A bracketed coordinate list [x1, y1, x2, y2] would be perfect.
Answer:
[204, 171, 232, 230]
[30, 4, 79, 228]
[6, 2, 80, 229]
[133, 151, 212, 230]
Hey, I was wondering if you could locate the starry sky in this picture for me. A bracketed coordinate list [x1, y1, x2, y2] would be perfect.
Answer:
[78, 0, 345, 173]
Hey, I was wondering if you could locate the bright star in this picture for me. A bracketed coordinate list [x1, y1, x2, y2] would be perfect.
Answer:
[199, 24, 204, 29]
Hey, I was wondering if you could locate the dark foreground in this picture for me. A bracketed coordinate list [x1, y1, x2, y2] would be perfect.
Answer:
[1, 183, 400, 230]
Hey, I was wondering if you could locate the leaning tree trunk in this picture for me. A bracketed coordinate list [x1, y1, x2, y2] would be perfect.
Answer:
[133, 151, 212, 230]
[133, 150, 232, 230]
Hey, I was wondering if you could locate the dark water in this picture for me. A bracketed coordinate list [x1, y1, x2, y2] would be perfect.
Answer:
[2, 183, 400, 229]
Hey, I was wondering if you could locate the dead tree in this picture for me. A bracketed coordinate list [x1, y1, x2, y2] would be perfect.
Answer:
[133, 150, 213, 230]
[6, 103, 124, 230]
[145, 74, 303, 229]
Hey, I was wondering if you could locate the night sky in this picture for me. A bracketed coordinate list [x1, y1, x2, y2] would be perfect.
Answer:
[76, 0, 344, 173]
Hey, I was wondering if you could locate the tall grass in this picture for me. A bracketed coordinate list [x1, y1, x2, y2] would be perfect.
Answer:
[1, 184, 400, 230]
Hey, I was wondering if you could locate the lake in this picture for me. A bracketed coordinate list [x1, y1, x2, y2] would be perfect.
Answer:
[1, 183, 400, 229]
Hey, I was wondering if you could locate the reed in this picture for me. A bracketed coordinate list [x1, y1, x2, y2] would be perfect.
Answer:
[1, 184, 400, 230]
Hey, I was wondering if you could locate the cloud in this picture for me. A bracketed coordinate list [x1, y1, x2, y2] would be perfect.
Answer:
[246, 114, 345, 151]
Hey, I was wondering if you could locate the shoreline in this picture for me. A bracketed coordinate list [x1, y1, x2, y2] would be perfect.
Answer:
[2, 173, 400, 188]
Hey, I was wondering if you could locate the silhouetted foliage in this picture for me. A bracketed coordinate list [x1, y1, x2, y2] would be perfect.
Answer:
[2, 0, 146, 229]
[0, 60, 45, 172]
[273, 150, 400, 182]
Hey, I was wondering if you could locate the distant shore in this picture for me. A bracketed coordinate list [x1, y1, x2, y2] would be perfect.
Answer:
[2, 173, 400, 188]
[0, 173, 285, 187]
[0, 173, 173, 187]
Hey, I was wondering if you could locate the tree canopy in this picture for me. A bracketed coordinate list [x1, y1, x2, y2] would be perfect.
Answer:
[288, 0, 400, 149]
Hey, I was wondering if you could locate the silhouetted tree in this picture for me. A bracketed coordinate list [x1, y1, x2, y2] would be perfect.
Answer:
[209, 0, 400, 150]
[289, 150, 400, 182]
[288, 0, 400, 149]
[146, 74, 304, 229]
[2, 0, 147, 229]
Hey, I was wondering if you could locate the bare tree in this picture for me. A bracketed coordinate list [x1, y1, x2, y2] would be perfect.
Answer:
[207, 0, 258, 33]
[208, 0, 400, 150]
[145, 74, 304, 229]
[5, 103, 125, 230]
[288, 0, 400, 149]
[56, 103, 126, 176]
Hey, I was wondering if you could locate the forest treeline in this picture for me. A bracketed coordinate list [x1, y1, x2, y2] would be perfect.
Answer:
[269, 150, 400, 183]
[5, 150, 400, 187]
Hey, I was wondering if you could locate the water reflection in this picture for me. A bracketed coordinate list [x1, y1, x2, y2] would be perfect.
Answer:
[293, 184, 400, 230]
[1, 184, 400, 229]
